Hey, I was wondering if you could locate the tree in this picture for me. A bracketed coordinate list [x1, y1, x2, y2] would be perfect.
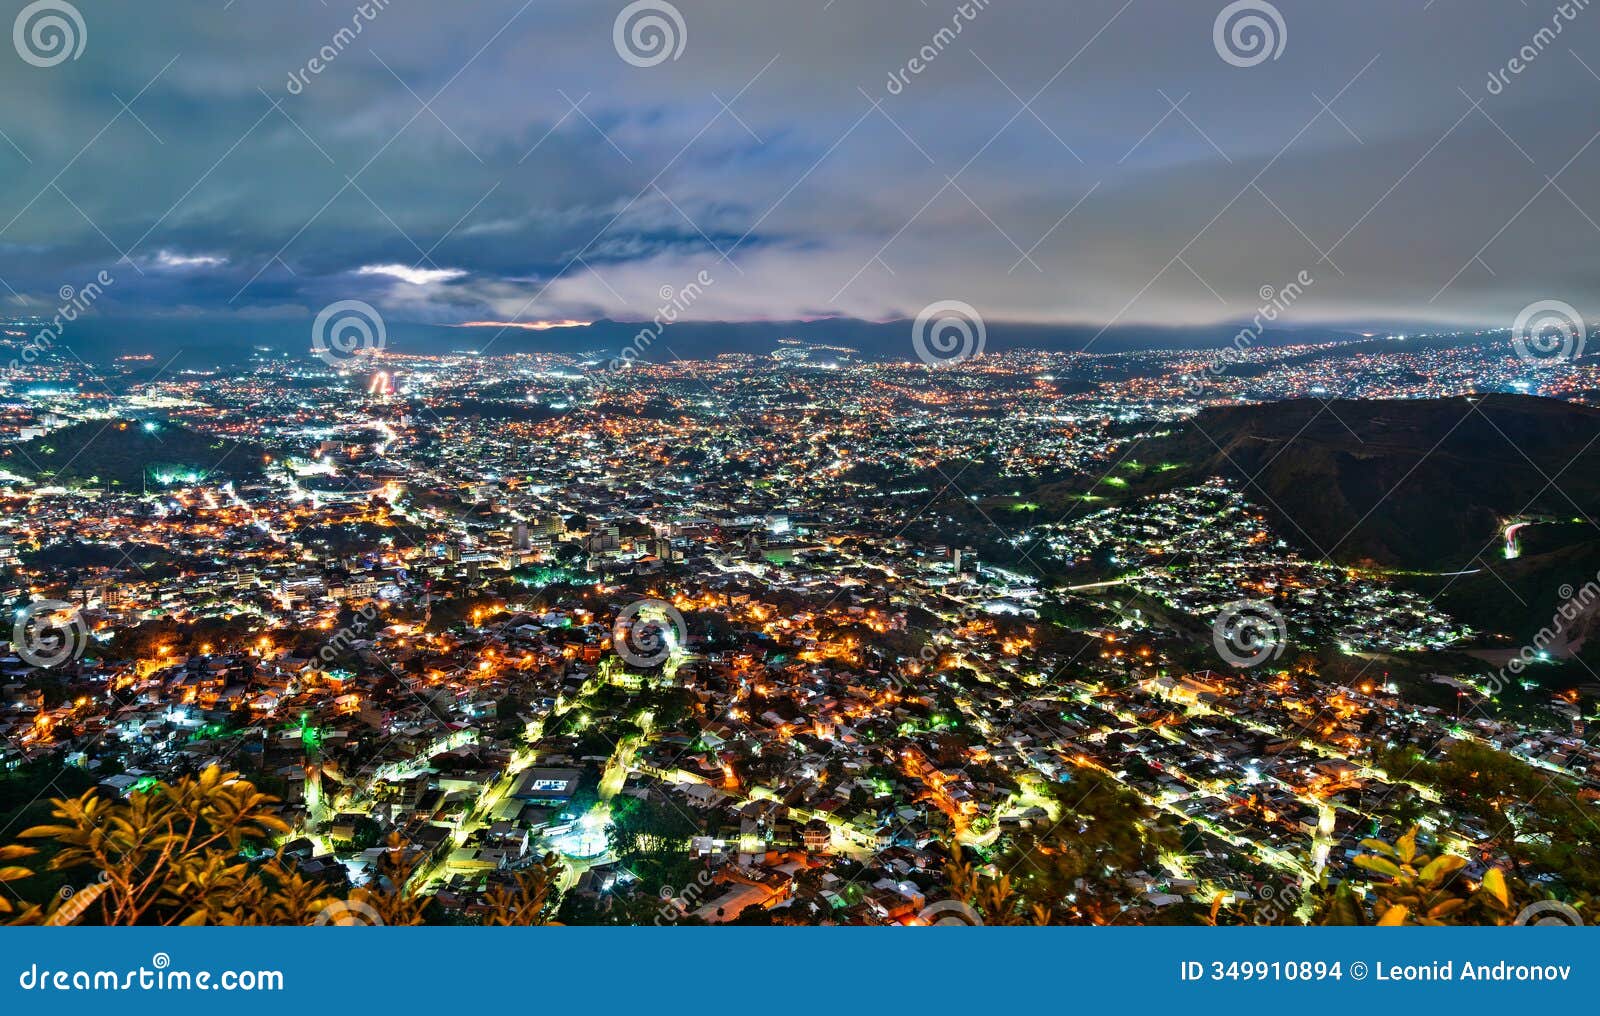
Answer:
[609, 795, 700, 859]
[1350, 827, 1474, 926]
[211, 856, 339, 926]
[1, 768, 579, 927]
[943, 843, 1049, 926]
[16, 765, 288, 925]
[1000, 768, 1174, 921]
[0, 844, 42, 923]
[1328, 826, 1591, 926]
[479, 855, 563, 925]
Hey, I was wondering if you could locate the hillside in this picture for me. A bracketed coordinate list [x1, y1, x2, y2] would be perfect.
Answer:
[1131, 395, 1600, 645]
[1136, 395, 1600, 568]
[0, 420, 273, 489]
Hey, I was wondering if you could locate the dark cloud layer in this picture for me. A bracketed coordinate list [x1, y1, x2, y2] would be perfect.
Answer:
[1, 0, 1598, 343]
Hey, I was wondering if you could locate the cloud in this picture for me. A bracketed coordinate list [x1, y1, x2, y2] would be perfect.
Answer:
[0, 0, 1594, 335]
[153, 251, 228, 270]
[456, 319, 591, 330]
[356, 264, 469, 286]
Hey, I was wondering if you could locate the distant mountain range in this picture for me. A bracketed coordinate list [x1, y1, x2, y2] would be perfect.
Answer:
[18, 316, 1429, 370]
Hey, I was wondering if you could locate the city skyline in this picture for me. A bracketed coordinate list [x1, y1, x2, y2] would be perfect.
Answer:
[0, 0, 1598, 935]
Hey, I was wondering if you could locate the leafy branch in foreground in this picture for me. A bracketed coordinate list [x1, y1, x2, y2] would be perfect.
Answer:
[18, 764, 288, 926]
[1333, 826, 1591, 927]
[2, 766, 558, 926]
[945, 844, 1050, 926]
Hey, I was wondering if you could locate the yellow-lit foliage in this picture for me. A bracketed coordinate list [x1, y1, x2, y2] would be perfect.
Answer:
[0, 843, 42, 922]
[213, 856, 339, 927]
[945, 843, 1049, 926]
[479, 853, 563, 926]
[1342, 826, 1587, 926]
[2, 770, 575, 927]
[336, 833, 430, 927]
[18, 764, 289, 926]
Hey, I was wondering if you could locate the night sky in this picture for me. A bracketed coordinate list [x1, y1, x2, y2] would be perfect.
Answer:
[1, 0, 1597, 344]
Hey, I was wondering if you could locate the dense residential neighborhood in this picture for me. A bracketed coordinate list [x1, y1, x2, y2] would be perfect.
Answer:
[1, 340, 1596, 925]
